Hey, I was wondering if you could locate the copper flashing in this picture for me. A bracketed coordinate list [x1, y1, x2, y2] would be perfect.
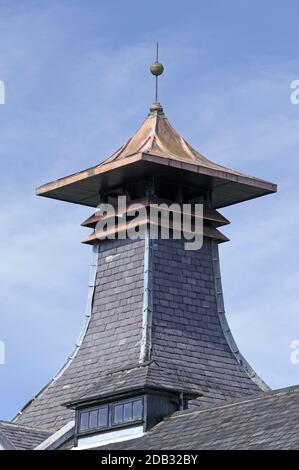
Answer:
[81, 218, 229, 245]
[81, 197, 230, 228]
[36, 104, 277, 209]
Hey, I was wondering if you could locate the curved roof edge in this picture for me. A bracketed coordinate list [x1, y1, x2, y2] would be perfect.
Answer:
[211, 240, 270, 392]
[12, 244, 100, 423]
[36, 103, 277, 209]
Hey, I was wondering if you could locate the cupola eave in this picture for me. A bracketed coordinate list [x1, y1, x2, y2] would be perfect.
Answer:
[36, 105, 277, 209]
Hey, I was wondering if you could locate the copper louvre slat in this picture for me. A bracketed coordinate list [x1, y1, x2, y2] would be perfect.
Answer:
[81, 197, 230, 228]
[82, 217, 229, 245]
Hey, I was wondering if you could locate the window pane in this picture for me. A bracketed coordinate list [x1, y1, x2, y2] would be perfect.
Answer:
[99, 407, 108, 428]
[79, 411, 89, 431]
[89, 410, 98, 429]
[113, 404, 123, 424]
[124, 402, 133, 422]
[133, 400, 143, 420]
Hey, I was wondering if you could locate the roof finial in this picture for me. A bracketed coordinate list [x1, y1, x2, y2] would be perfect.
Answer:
[150, 42, 164, 103]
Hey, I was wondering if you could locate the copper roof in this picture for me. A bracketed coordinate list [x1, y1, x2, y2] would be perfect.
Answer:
[36, 103, 277, 208]
[103, 103, 253, 175]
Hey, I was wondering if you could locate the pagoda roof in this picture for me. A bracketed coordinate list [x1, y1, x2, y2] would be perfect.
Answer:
[36, 103, 276, 209]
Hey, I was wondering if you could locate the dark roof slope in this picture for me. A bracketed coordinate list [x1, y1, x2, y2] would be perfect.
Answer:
[65, 362, 202, 409]
[13, 238, 146, 431]
[0, 421, 50, 450]
[97, 385, 299, 450]
[14, 237, 265, 431]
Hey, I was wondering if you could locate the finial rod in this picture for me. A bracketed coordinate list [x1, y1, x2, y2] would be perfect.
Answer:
[155, 42, 159, 101]
[150, 42, 164, 103]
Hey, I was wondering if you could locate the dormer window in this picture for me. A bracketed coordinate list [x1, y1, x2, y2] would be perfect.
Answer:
[112, 398, 143, 425]
[66, 388, 197, 449]
[77, 397, 144, 435]
[79, 405, 108, 432]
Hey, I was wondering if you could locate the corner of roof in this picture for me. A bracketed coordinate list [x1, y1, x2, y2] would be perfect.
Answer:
[0, 428, 16, 450]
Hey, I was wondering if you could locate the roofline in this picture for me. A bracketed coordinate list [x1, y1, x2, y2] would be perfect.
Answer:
[64, 384, 201, 409]
[11, 245, 100, 423]
[0, 430, 16, 450]
[34, 420, 75, 450]
[0, 421, 50, 450]
[211, 240, 270, 392]
[141, 153, 277, 192]
[0, 420, 50, 434]
[36, 152, 277, 200]
[36, 153, 142, 196]
[168, 383, 299, 422]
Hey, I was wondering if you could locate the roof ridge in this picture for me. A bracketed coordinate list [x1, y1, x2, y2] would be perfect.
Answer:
[0, 420, 50, 433]
[0, 429, 16, 450]
[167, 384, 299, 421]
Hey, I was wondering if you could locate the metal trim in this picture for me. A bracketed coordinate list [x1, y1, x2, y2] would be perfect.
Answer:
[12, 243, 100, 421]
[34, 420, 75, 450]
[211, 239, 270, 392]
[139, 227, 153, 363]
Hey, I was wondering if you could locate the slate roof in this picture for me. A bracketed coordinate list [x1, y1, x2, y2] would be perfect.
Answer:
[13, 237, 266, 432]
[96, 385, 299, 450]
[3, 83, 282, 450]
[13, 238, 145, 431]
[0, 421, 50, 450]
[65, 362, 202, 409]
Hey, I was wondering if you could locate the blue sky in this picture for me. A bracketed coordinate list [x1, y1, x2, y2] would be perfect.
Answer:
[0, 0, 299, 420]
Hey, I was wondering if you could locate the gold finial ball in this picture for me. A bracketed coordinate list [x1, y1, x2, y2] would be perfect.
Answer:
[150, 61, 164, 76]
